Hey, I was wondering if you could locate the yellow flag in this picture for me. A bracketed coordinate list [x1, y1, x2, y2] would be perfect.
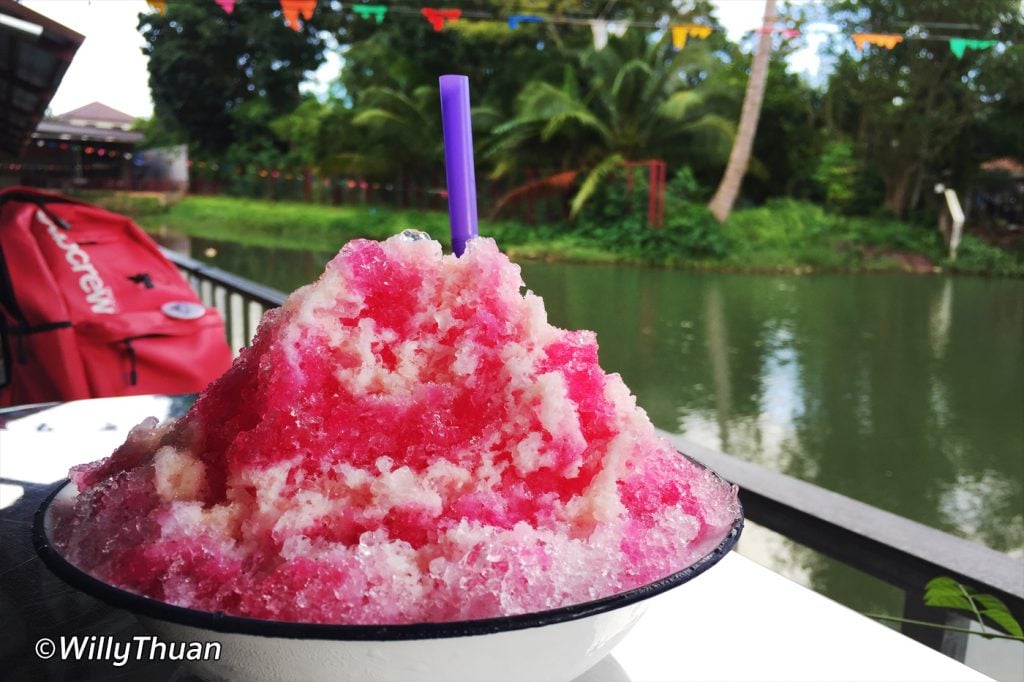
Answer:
[671, 24, 712, 50]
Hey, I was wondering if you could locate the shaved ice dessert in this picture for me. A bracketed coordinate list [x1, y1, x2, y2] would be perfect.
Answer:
[52, 232, 740, 624]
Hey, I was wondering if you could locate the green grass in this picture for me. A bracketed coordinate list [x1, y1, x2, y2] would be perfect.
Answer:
[86, 193, 1024, 276]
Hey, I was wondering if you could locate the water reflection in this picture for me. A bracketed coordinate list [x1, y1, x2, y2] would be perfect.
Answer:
[513, 263, 1024, 561]
[159, 236, 1024, 633]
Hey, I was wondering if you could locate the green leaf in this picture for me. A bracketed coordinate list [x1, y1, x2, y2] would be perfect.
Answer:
[351, 109, 405, 127]
[570, 153, 624, 217]
[925, 577, 1024, 639]
[974, 594, 1024, 638]
[657, 90, 703, 121]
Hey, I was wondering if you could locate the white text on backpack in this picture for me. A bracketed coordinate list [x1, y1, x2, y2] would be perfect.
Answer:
[39, 210, 118, 314]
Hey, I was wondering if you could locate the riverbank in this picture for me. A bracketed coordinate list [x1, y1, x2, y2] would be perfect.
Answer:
[81, 193, 1024, 276]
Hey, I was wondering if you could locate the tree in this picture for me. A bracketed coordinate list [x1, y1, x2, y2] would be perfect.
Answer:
[488, 30, 734, 215]
[132, 112, 185, 150]
[822, 0, 1024, 217]
[139, 0, 325, 156]
[328, 85, 443, 181]
[707, 0, 777, 222]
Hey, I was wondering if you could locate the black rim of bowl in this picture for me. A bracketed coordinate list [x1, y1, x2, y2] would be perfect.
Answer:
[33, 461, 743, 641]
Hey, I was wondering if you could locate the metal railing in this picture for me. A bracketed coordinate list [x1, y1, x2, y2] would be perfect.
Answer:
[665, 436, 1024, 659]
[162, 248, 286, 355]
[164, 246, 1024, 661]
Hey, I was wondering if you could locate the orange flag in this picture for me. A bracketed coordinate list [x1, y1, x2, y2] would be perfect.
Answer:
[146, 0, 167, 14]
[852, 33, 904, 50]
[281, 0, 316, 31]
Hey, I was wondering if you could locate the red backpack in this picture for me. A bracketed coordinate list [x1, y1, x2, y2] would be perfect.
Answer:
[0, 187, 233, 407]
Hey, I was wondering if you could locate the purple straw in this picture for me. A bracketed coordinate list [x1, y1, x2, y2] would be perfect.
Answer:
[439, 75, 478, 257]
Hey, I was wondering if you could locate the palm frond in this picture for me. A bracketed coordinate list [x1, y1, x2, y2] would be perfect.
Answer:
[352, 109, 407, 127]
[657, 90, 704, 121]
[360, 86, 417, 112]
[611, 59, 653, 104]
[571, 152, 625, 217]
[679, 113, 736, 143]
[541, 109, 611, 143]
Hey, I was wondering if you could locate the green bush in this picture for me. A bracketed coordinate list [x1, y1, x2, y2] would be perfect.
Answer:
[839, 215, 941, 255]
[723, 199, 832, 254]
[950, 235, 1024, 276]
[102, 193, 1020, 276]
[71, 190, 171, 218]
[574, 167, 726, 260]
[813, 140, 857, 212]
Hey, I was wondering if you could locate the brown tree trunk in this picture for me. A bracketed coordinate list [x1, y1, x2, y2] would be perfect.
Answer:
[708, 0, 777, 223]
[883, 165, 916, 216]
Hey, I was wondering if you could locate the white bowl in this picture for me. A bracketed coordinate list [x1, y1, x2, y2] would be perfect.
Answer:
[35, 468, 742, 682]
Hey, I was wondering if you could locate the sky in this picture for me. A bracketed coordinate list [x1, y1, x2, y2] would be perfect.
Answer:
[19, 0, 826, 120]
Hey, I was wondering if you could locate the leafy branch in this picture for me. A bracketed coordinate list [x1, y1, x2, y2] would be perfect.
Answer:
[866, 577, 1023, 642]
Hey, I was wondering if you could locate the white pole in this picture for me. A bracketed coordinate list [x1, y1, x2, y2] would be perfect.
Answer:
[944, 189, 965, 262]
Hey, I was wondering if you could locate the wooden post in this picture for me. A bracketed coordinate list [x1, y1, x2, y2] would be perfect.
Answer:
[526, 168, 536, 225]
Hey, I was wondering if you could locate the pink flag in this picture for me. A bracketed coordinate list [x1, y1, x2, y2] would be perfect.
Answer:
[216, 0, 235, 14]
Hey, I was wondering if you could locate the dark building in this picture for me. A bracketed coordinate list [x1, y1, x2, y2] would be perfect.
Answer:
[15, 102, 145, 190]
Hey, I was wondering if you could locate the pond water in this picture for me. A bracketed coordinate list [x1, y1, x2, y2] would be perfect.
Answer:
[168, 235, 1024, 678]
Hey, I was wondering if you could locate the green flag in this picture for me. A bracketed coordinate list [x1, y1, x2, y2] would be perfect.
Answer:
[950, 38, 997, 58]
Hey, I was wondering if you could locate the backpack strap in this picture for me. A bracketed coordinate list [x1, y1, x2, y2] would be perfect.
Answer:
[0, 188, 86, 229]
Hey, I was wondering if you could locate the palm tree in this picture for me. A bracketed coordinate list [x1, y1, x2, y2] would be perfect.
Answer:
[327, 85, 443, 181]
[707, 0, 777, 223]
[487, 30, 734, 217]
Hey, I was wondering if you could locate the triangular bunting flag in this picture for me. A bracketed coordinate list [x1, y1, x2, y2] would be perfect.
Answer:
[755, 25, 799, 37]
[590, 20, 626, 50]
[353, 4, 388, 24]
[590, 20, 609, 50]
[215, 0, 235, 13]
[421, 8, 462, 32]
[146, 0, 167, 14]
[508, 14, 543, 30]
[852, 33, 904, 50]
[670, 24, 712, 49]
[280, 0, 316, 31]
[949, 38, 997, 58]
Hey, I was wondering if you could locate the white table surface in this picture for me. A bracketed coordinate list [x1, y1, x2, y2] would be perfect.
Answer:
[1, 396, 995, 682]
[586, 551, 993, 682]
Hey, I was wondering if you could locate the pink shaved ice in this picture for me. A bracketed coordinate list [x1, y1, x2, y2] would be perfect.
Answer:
[53, 233, 740, 624]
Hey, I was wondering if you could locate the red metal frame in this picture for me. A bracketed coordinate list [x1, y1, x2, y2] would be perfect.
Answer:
[621, 160, 666, 228]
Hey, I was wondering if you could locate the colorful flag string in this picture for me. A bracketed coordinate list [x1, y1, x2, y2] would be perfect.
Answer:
[353, 4, 388, 24]
[280, 0, 316, 31]
[949, 38, 996, 58]
[508, 14, 543, 30]
[755, 25, 800, 38]
[670, 24, 712, 49]
[146, 1, 1006, 59]
[852, 33, 904, 50]
[421, 8, 461, 32]
[590, 19, 627, 50]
